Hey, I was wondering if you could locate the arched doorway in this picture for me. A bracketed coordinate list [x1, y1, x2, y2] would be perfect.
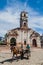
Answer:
[32, 39, 37, 47]
[24, 40, 26, 45]
[10, 38, 16, 46]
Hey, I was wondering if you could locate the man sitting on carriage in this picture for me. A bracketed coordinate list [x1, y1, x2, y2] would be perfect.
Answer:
[26, 44, 31, 59]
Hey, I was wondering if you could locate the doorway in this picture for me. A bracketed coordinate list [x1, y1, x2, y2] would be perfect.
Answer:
[10, 38, 16, 46]
[24, 40, 26, 45]
[32, 39, 37, 47]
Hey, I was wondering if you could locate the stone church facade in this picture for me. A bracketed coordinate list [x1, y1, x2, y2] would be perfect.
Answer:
[6, 11, 41, 47]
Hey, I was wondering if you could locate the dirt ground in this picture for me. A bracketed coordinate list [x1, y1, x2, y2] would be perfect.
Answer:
[0, 46, 43, 65]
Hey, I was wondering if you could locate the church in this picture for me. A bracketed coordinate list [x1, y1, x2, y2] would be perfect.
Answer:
[6, 11, 41, 47]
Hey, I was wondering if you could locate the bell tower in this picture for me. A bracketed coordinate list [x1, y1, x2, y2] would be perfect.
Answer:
[20, 11, 28, 28]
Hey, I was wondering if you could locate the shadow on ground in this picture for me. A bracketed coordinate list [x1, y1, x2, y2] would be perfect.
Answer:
[0, 56, 29, 64]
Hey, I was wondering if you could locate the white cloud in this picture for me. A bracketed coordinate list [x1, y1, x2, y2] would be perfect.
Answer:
[0, 0, 43, 36]
[0, 9, 20, 23]
[29, 16, 43, 29]
[0, 29, 7, 37]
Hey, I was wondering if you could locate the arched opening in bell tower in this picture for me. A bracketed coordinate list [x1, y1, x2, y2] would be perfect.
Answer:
[20, 11, 28, 28]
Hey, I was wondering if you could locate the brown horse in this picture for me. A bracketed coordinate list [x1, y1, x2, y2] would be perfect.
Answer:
[10, 46, 21, 60]
[12, 47, 19, 57]
[10, 46, 31, 60]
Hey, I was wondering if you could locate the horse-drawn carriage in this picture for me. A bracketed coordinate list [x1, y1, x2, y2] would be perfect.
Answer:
[10, 44, 31, 60]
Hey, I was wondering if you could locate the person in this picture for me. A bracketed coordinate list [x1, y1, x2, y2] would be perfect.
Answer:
[10, 45, 14, 52]
[26, 44, 31, 59]
[21, 44, 23, 49]
[20, 44, 24, 60]
[20, 48, 24, 60]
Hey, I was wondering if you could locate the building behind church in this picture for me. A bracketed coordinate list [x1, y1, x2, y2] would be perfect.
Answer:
[5, 11, 41, 47]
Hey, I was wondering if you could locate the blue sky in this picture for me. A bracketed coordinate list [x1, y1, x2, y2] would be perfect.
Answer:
[0, 0, 43, 37]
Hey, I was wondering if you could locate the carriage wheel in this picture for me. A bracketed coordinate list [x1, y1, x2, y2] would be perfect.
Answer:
[27, 54, 29, 59]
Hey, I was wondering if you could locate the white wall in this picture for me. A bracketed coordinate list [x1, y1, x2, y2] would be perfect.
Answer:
[7, 29, 41, 47]
[16, 30, 31, 45]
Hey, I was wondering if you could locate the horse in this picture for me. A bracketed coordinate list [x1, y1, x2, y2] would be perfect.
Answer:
[10, 46, 21, 60]
[10, 46, 31, 60]
[12, 47, 20, 57]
